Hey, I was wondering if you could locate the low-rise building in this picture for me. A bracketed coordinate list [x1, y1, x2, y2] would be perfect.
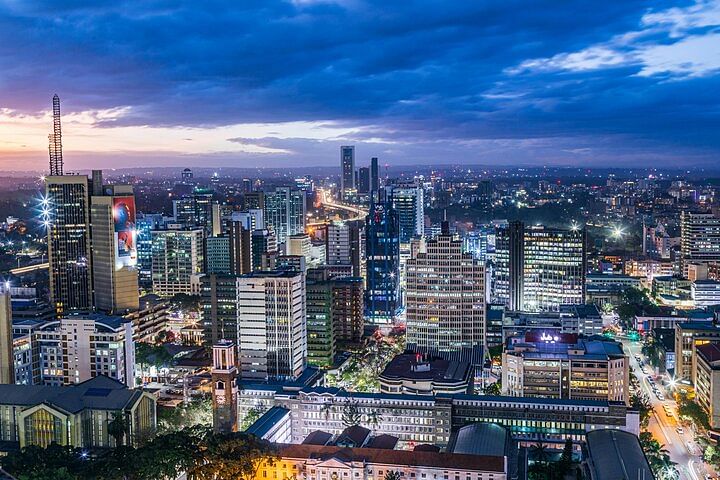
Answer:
[584, 430, 653, 480]
[693, 280, 720, 307]
[502, 334, 628, 403]
[585, 274, 641, 308]
[259, 443, 508, 480]
[0, 376, 156, 451]
[379, 353, 473, 395]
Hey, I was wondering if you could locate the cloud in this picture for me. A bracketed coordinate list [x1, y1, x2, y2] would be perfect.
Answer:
[0, 0, 718, 169]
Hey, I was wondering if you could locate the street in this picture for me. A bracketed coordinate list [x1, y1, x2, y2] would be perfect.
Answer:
[623, 339, 714, 480]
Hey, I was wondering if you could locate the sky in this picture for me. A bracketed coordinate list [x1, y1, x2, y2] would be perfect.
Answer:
[0, 0, 719, 171]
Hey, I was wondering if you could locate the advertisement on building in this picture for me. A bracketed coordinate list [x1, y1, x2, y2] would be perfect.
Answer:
[113, 196, 137, 270]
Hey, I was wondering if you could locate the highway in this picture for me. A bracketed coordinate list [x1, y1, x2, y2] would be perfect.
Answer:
[315, 189, 368, 222]
[623, 339, 714, 480]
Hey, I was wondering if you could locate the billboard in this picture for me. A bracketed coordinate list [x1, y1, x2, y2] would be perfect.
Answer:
[113, 196, 137, 270]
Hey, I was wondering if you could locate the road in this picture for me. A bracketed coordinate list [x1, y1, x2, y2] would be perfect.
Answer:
[623, 339, 714, 480]
[316, 189, 368, 220]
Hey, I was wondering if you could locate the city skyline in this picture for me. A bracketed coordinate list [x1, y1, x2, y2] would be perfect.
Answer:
[0, 1, 719, 170]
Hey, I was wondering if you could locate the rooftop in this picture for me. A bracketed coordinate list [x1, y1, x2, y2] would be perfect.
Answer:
[696, 342, 720, 366]
[275, 444, 505, 473]
[0, 376, 143, 413]
[586, 430, 653, 480]
[380, 353, 471, 383]
[245, 407, 291, 438]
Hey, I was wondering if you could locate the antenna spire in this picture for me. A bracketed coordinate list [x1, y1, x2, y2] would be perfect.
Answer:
[48, 94, 64, 176]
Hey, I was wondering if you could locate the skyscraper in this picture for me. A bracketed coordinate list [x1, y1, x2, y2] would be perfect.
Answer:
[340, 145, 355, 197]
[151, 229, 204, 297]
[390, 183, 424, 243]
[406, 222, 486, 367]
[136, 213, 164, 288]
[90, 184, 140, 314]
[326, 220, 364, 277]
[681, 211, 720, 276]
[365, 194, 401, 324]
[357, 167, 371, 194]
[370, 157, 379, 194]
[201, 275, 240, 346]
[493, 224, 586, 311]
[264, 187, 306, 246]
[237, 270, 307, 381]
[46, 175, 93, 315]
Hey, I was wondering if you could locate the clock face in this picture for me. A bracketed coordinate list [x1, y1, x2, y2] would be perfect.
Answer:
[216, 394, 226, 405]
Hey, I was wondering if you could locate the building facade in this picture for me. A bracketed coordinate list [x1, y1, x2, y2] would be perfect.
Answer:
[405, 223, 486, 367]
[364, 197, 401, 324]
[151, 229, 204, 297]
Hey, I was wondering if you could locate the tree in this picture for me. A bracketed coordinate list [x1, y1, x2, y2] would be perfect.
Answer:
[341, 398, 362, 428]
[158, 395, 212, 434]
[677, 396, 710, 430]
[1, 444, 88, 480]
[558, 437, 574, 476]
[385, 471, 401, 480]
[367, 410, 383, 432]
[483, 380, 501, 396]
[107, 411, 128, 447]
[190, 432, 276, 480]
[631, 392, 653, 427]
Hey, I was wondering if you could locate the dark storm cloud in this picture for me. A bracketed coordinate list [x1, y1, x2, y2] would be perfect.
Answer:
[0, 0, 718, 167]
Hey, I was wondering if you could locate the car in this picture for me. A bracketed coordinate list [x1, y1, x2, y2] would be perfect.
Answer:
[676, 427, 684, 435]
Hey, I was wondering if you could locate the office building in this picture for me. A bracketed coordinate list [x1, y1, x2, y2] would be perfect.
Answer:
[694, 342, 720, 429]
[151, 229, 204, 297]
[264, 187, 306, 246]
[391, 183, 424, 243]
[692, 280, 720, 307]
[379, 353, 473, 395]
[332, 276, 364, 344]
[357, 167, 370, 194]
[494, 223, 586, 311]
[340, 145, 355, 198]
[406, 222, 486, 367]
[243, 191, 265, 211]
[326, 220, 364, 277]
[136, 213, 165, 288]
[0, 290, 13, 384]
[205, 235, 232, 274]
[227, 220, 253, 274]
[237, 271, 307, 381]
[680, 211, 720, 276]
[90, 185, 140, 314]
[173, 190, 216, 233]
[0, 376, 156, 450]
[370, 157, 379, 193]
[306, 279, 335, 368]
[201, 274, 240, 346]
[46, 175, 93, 315]
[238, 386, 639, 447]
[675, 322, 720, 380]
[585, 274, 641, 308]
[502, 334, 628, 403]
[364, 196, 401, 324]
[252, 228, 278, 270]
[287, 233, 312, 264]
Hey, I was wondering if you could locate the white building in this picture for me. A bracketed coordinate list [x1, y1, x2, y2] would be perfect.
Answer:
[237, 270, 307, 381]
[693, 280, 720, 307]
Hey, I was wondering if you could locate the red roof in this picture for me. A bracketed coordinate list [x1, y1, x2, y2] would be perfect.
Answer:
[275, 444, 505, 473]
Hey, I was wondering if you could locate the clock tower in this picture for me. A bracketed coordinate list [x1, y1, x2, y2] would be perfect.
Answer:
[212, 340, 238, 433]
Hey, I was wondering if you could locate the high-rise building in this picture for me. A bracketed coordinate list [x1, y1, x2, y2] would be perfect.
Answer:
[0, 289, 14, 384]
[226, 220, 252, 274]
[357, 167, 370, 194]
[494, 220, 525, 311]
[340, 146, 355, 198]
[264, 187, 306, 246]
[494, 224, 586, 312]
[90, 185, 140, 314]
[332, 276, 364, 344]
[46, 175, 93, 315]
[151, 229, 204, 297]
[370, 157, 379, 193]
[326, 220, 364, 277]
[205, 236, 232, 274]
[306, 279, 335, 368]
[406, 222, 486, 367]
[236, 271, 306, 381]
[201, 274, 240, 348]
[243, 191, 265, 211]
[681, 211, 720, 276]
[173, 190, 216, 233]
[390, 183, 424, 243]
[364, 195, 401, 324]
[136, 213, 164, 288]
[252, 228, 278, 270]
